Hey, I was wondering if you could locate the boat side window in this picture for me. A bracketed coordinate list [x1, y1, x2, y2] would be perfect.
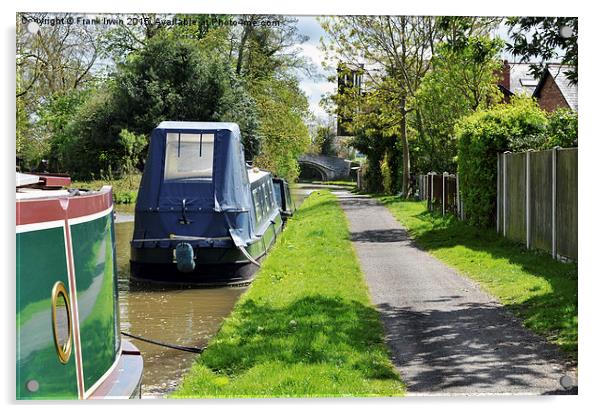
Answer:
[258, 184, 267, 219]
[262, 183, 270, 215]
[252, 188, 262, 222]
[164, 132, 214, 181]
[266, 182, 274, 210]
[271, 183, 277, 209]
[273, 181, 283, 209]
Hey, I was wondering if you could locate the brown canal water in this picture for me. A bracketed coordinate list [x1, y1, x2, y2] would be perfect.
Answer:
[115, 222, 247, 397]
[114, 185, 315, 397]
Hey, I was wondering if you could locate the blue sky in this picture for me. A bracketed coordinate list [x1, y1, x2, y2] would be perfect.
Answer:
[293, 16, 336, 121]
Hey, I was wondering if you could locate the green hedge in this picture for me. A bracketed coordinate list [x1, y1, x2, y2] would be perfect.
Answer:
[456, 98, 548, 227]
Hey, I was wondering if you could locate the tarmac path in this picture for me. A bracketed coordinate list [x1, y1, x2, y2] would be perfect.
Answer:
[336, 191, 576, 395]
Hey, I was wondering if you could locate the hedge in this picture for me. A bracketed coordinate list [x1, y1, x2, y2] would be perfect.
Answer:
[456, 97, 549, 227]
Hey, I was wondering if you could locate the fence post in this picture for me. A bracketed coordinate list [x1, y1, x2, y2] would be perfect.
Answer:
[497, 153, 501, 233]
[455, 172, 460, 218]
[503, 151, 510, 237]
[429, 172, 435, 211]
[552, 147, 559, 259]
[526, 150, 532, 249]
[442, 172, 447, 215]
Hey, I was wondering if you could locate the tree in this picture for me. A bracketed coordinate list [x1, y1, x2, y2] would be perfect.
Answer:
[505, 17, 578, 83]
[316, 125, 336, 156]
[62, 32, 260, 178]
[412, 35, 503, 173]
[17, 13, 103, 168]
[226, 15, 313, 178]
[251, 76, 311, 181]
[321, 16, 439, 196]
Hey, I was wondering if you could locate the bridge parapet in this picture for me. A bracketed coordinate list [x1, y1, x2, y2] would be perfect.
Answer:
[298, 154, 351, 180]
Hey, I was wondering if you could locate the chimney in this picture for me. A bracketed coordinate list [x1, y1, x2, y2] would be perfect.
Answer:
[500, 60, 511, 91]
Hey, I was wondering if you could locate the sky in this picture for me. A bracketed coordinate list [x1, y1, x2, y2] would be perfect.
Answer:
[293, 15, 336, 122]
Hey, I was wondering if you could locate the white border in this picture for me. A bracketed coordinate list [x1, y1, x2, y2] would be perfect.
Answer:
[15, 219, 64, 234]
[68, 205, 114, 226]
[83, 343, 122, 399]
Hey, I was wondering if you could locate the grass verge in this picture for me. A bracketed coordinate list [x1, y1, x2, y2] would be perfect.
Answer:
[72, 174, 141, 204]
[172, 191, 405, 398]
[378, 197, 577, 359]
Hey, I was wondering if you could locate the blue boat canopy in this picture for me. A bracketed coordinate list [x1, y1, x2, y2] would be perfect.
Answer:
[134, 121, 257, 247]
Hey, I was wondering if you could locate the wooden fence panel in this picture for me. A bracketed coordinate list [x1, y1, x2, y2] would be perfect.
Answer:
[556, 148, 578, 260]
[505, 152, 527, 243]
[530, 150, 553, 252]
[497, 147, 577, 262]
[420, 173, 459, 216]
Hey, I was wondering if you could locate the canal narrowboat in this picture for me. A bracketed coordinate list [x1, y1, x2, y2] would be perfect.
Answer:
[130, 121, 283, 285]
[16, 173, 143, 399]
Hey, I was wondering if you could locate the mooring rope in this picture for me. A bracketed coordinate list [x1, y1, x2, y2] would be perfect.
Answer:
[121, 331, 206, 354]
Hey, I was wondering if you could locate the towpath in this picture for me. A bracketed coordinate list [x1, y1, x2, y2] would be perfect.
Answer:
[335, 190, 575, 395]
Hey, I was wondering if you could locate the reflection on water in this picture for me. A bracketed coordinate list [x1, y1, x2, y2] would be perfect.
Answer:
[114, 186, 312, 397]
[115, 222, 246, 397]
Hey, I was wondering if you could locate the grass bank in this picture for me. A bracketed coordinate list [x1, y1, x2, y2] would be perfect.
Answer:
[378, 197, 577, 359]
[173, 191, 405, 398]
[72, 174, 141, 204]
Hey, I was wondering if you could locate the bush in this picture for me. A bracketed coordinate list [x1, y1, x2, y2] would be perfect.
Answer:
[544, 108, 578, 148]
[456, 97, 548, 227]
[380, 153, 393, 194]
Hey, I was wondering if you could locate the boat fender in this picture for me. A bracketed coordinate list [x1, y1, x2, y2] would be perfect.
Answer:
[175, 242, 195, 272]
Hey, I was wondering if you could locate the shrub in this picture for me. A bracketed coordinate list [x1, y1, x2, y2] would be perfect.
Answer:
[544, 108, 578, 148]
[380, 153, 393, 194]
[456, 97, 548, 227]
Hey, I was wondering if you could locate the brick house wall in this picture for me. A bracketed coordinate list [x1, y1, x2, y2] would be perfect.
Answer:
[535, 74, 570, 112]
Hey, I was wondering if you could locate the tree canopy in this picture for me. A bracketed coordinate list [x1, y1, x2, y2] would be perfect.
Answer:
[505, 17, 578, 83]
[17, 13, 312, 181]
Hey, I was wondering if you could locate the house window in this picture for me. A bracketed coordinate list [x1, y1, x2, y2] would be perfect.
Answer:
[164, 133, 214, 181]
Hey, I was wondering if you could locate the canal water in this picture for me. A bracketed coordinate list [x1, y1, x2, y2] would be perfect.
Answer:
[115, 222, 247, 397]
[115, 185, 315, 397]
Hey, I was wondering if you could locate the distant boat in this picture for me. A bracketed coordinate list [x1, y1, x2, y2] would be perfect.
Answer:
[16, 173, 143, 399]
[272, 177, 296, 221]
[130, 122, 290, 285]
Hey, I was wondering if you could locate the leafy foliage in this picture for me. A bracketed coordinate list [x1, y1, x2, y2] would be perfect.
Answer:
[505, 17, 578, 83]
[456, 97, 548, 227]
[412, 36, 503, 174]
[317, 125, 336, 156]
[543, 108, 578, 149]
[18, 14, 312, 182]
[251, 77, 311, 181]
[58, 33, 261, 178]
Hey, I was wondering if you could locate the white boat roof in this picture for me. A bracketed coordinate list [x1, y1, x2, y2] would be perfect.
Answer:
[156, 121, 240, 133]
[16, 188, 71, 200]
[16, 172, 41, 187]
[247, 168, 271, 184]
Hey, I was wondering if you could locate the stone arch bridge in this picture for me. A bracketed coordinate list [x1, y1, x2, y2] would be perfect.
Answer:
[298, 154, 351, 181]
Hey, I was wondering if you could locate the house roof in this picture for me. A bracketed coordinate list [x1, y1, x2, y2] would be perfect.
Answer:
[533, 64, 578, 111]
[508, 63, 539, 96]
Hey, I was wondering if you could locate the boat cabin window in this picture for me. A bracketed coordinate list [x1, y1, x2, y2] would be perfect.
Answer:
[164, 132, 214, 181]
[273, 181, 283, 209]
[253, 188, 262, 222]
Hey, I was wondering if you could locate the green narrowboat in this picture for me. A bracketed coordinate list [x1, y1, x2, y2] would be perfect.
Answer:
[16, 173, 143, 399]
